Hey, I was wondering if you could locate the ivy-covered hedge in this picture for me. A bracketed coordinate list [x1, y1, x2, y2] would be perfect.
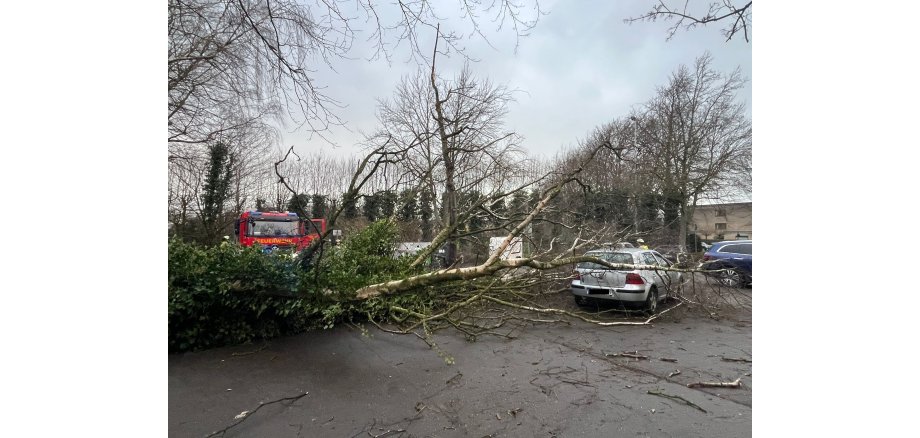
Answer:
[314, 218, 418, 294]
[168, 220, 422, 353]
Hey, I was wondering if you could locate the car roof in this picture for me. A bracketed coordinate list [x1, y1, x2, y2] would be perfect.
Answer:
[586, 248, 647, 254]
[712, 240, 752, 245]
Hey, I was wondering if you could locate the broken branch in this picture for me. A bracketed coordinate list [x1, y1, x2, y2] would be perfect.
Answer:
[605, 351, 649, 360]
[230, 343, 269, 357]
[687, 377, 743, 388]
[205, 392, 309, 438]
[646, 390, 707, 413]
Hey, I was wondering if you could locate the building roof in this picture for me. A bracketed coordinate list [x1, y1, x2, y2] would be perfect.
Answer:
[695, 201, 752, 209]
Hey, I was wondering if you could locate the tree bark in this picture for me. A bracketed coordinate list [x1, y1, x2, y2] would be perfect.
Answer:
[430, 26, 459, 266]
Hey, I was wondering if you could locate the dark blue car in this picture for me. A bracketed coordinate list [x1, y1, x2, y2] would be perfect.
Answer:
[701, 240, 752, 287]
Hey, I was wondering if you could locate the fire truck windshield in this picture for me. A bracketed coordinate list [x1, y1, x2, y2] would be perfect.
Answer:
[249, 220, 302, 237]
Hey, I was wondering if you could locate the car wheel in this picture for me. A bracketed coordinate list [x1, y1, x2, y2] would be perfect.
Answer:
[718, 268, 741, 287]
[645, 288, 659, 315]
[574, 295, 590, 307]
[740, 272, 752, 287]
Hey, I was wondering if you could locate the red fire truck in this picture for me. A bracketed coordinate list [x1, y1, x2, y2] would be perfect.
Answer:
[234, 211, 326, 253]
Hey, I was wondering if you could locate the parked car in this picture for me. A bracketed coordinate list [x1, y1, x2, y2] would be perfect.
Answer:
[601, 242, 634, 249]
[570, 248, 683, 313]
[700, 240, 752, 287]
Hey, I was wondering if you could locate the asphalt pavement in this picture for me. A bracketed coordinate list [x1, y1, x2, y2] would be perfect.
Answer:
[169, 304, 752, 437]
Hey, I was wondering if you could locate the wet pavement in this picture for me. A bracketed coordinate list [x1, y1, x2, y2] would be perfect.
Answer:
[169, 305, 751, 437]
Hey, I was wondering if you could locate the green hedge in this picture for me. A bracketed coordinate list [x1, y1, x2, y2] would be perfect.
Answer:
[168, 239, 315, 352]
[168, 220, 423, 353]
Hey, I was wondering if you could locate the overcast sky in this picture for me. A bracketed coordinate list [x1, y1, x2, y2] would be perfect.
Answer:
[281, 0, 752, 161]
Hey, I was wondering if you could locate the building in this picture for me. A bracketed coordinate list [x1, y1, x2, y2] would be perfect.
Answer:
[689, 201, 752, 241]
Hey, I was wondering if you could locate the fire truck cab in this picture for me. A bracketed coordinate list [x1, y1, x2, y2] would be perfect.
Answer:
[234, 211, 326, 253]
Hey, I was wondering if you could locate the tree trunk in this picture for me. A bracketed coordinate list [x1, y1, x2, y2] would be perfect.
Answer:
[430, 27, 458, 266]
[678, 201, 689, 252]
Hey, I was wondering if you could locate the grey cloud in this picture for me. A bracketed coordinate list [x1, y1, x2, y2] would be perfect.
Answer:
[283, 1, 751, 159]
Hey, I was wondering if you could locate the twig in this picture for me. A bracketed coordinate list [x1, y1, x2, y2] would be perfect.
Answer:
[687, 377, 743, 389]
[668, 369, 681, 378]
[721, 357, 752, 363]
[365, 318, 432, 346]
[481, 295, 655, 326]
[369, 429, 406, 438]
[205, 392, 309, 438]
[230, 343, 269, 357]
[659, 357, 678, 362]
[605, 351, 649, 360]
[646, 390, 707, 413]
[558, 378, 595, 387]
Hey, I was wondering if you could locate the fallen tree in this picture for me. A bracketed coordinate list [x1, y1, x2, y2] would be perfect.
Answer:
[247, 34, 752, 350]
[352, 134, 698, 300]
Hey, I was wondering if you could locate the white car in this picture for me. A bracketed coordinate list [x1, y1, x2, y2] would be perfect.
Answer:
[570, 248, 682, 313]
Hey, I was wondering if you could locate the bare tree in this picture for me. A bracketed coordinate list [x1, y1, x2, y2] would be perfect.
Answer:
[226, 126, 276, 216]
[633, 53, 752, 250]
[352, 133, 640, 299]
[513, 120, 666, 259]
[370, 33, 528, 266]
[168, 151, 205, 236]
[169, 0, 544, 155]
[625, 1, 752, 42]
[169, 122, 277, 242]
[169, 0, 548, 247]
[168, 0, 331, 150]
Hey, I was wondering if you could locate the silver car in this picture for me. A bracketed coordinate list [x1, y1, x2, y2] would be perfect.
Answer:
[570, 248, 683, 313]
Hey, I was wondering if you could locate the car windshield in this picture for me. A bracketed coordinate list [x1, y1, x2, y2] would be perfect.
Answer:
[577, 252, 634, 270]
[249, 220, 302, 237]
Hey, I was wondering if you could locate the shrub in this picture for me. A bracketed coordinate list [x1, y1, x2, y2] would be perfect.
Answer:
[314, 219, 418, 296]
[168, 219, 422, 352]
[309, 219, 424, 326]
[168, 239, 316, 352]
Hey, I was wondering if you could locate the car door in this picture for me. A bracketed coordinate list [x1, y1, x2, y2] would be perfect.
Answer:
[733, 243, 752, 276]
[640, 252, 665, 290]
[652, 252, 681, 294]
